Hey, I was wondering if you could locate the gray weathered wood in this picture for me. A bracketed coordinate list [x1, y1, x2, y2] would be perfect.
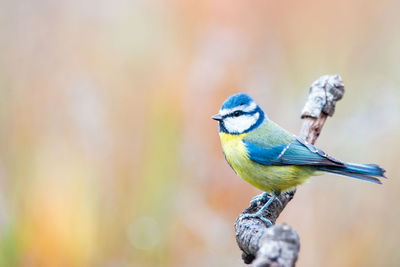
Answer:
[234, 74, 345, 267]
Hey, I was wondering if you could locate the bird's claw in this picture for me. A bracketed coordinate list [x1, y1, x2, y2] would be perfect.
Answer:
[249, 192, 269, 206]
[250, 192, 282, 207]
[244, 193, 282, 227]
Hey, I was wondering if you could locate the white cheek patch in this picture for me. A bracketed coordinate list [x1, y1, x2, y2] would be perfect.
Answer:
[223, 112, 260, 134]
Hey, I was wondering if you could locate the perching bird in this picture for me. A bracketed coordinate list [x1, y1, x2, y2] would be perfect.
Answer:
[212, 93, 385, 225]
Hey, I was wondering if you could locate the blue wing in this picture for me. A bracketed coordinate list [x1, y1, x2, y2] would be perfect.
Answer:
[243, 137, 345, 167]
[241, 121, 385, 184]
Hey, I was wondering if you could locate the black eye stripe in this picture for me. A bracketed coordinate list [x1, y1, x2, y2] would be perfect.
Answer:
[222, 110, 258, 119]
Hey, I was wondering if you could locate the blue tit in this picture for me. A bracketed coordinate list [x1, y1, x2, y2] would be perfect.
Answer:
[212, 93, 385, 225]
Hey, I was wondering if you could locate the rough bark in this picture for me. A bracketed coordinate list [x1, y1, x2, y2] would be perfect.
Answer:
[234, 74, 345, 267]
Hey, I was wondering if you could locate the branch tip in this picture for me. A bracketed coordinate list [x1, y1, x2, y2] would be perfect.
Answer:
[301, 74, 345, 118]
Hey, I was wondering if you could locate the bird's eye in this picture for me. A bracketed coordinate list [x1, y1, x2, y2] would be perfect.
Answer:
[233, 111, 241, 117]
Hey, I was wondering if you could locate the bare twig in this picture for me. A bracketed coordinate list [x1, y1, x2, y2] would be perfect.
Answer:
[234, 75, 345, 267]
[299, 75, 345, 142]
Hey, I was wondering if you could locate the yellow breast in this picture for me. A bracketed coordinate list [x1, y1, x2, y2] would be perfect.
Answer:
[219, 132, 248, 167]
[219, 132, 314, 193]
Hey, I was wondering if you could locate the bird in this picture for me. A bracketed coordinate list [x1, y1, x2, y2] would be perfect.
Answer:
[212, 93, 386, 225]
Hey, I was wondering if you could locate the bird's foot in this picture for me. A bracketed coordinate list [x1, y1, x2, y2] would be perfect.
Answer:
[241, 212, 273, 227]
[243, 194, 282, 226]
[249, 192, 269, 206]
[250, 192, 282, 207]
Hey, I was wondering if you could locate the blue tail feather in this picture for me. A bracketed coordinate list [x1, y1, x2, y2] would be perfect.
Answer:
[344, 163, 386, 177]
[317, 162, 386, 184]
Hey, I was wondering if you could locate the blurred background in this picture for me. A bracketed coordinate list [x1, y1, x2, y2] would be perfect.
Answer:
[0, 0, 399, 266]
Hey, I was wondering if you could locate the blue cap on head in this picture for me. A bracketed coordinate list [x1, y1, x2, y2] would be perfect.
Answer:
[214, 92, 266, 134]
[221, 93, 255, 110]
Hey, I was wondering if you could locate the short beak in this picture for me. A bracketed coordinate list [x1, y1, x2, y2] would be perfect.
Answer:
[212, 114, 223, 121]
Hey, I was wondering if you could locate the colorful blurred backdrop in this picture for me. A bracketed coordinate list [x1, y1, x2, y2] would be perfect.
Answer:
[1, 0, 399, 266]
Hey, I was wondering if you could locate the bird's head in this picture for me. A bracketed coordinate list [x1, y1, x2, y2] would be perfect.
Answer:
[212, 93, 265, 134]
